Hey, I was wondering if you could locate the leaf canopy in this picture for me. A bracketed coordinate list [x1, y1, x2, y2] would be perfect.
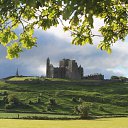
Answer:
[0, 0, 128, 59]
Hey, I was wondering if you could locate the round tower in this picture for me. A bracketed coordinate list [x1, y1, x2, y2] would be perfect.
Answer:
[46, 57, 50, 78]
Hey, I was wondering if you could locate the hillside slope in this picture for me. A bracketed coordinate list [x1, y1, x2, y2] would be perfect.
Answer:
[0, 77, 128, 116]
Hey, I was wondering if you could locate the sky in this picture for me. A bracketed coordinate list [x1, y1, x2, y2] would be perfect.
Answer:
[0, 18, 128, 79]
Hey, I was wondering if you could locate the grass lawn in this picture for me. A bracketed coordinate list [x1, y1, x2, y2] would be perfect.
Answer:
[8, 77, 38, 81]
[0, 112, 79, 119]
[0, 78, 128, 116]
[0, 118, 128, 128]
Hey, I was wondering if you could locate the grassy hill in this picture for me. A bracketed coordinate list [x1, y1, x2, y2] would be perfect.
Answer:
[0, 77, 128, 118]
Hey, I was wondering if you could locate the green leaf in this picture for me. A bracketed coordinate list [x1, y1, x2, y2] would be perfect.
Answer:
[6, 42, 22, 59]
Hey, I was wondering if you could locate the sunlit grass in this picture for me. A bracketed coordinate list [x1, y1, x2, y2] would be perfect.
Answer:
[0, 78, 128, 116]
[0, 112, 78, 119]
[8, 77, 38, 81]
[0, 118, 128, 128]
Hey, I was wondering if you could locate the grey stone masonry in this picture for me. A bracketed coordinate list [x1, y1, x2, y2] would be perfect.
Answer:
[46, 58, 83, 79]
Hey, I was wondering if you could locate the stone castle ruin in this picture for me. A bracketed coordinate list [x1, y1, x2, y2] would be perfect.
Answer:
[46, 58, 83, 79]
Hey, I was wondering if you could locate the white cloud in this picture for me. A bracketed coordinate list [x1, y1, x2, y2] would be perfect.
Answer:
[37, 65, 46, 75]
[0, 18, 128, 79]
[46, 24, 72, 41]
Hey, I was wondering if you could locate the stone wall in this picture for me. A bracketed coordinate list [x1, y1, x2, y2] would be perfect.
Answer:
[46, 58, 83, 79]
[5, 79, 122, 85]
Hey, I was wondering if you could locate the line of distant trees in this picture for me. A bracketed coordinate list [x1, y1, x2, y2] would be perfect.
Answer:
[111, 76, 127, 82]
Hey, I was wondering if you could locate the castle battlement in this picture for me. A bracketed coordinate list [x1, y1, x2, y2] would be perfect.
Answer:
[46, 58, 83, 79]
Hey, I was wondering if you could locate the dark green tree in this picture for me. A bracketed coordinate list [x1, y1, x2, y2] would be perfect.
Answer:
[75, 102, 91, 119]
[0, 0, 128, 59]
[7, 94, 20, 105]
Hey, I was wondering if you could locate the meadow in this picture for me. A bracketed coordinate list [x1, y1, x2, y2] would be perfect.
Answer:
[0, 118, 128, 128]
[0, 77, 128, 119]
[0, 112, 78, 119]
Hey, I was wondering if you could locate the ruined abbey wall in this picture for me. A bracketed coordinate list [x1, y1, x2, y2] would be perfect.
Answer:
[46, 58, 83, 79]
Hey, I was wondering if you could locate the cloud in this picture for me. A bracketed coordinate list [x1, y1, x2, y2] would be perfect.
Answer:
[0, 18, 128, 79]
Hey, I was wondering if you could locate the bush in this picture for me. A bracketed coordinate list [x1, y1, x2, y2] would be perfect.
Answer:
[7, 94, 20, 105]
[3, 91, 8, 95]
[111, 76, 119, 80]
[28, 100, 32, 104]
[0, 91, 8, 96]
[74, 106, 80, 114]
[98, 105, 104, 111]
[72, 97, 77, 102]
[5, 102, 15, 109]
[46, 105, 53, 111]
[2, 96, 8, 103]
[75, 102, 91, 119]
[49, 98, 57, 106]
[24, 79, 29, 81]
[78, 98, 83, 103]
[39, 93, 42, 97]
[37, 97, 41, 103]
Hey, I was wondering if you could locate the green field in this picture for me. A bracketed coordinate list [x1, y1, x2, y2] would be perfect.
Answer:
[0, 118, 128, 128]
[0, 112, 78, 119]
[8, 77, 38, 81]
[0, 77, 128, 118]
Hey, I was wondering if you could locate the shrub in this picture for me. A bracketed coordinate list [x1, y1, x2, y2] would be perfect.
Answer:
[0, 91, 8, 96]
[98, 105, 104, 111]
[74, 106, 80, 114]
[24, 79, 29, 81]
[78, 98, 83, 103]
[39, 93, 42, 97]
[3, 91, 8, 95]
[37, 97, 41, 103]
[1, 91, 8, 96]
[49, 98, 57, 106]
[2, 96, 8, 103]
[7, 94, 20, 105]
[72, 97, 77, 102]
[5, 102, 15, 109]
[75, 102, 91, 119]
[46, 105, 53, 111]
[111, 76, 119, 80]
[28, 100, 32, 104]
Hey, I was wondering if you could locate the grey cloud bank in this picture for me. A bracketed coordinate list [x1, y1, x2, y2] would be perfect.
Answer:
[0, 27, 128, 79]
